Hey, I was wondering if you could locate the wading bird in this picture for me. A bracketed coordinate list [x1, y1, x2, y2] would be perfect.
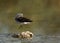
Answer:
[15, 13, 32, 29]
[12, 31, 33, 40]
[20, 31, 33, 39]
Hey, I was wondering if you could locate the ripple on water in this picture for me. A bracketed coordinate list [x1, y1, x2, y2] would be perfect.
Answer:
[0, 34, 60, 43]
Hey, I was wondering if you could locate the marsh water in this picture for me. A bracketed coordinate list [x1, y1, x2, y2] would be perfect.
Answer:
[0, 0, 60, 43]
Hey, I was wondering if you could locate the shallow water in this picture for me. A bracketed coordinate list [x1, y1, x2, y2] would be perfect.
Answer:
[0, 0, 60, 43]
[0, 0, 60, 35]
[0, 33, 60, 43]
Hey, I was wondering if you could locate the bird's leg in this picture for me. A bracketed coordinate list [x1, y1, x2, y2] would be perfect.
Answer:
[18, 25, 22, 29]
[18, 24, 23, 29]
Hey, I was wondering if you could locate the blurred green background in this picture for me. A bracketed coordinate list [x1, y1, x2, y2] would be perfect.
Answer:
[0, 0, 60, 35]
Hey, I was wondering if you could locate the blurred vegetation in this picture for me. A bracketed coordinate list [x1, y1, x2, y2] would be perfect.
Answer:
[0, 0, 60, 35]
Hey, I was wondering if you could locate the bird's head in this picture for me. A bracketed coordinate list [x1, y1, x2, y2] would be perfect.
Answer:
[16, 13, 23, 18]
